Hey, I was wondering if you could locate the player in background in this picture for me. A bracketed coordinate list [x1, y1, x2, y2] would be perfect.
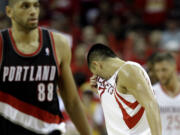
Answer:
[152, 52, 180, 135]
[87, 43, 162, 135]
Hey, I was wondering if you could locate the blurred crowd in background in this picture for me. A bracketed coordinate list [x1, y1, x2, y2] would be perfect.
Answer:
[1, 0, 180, 134]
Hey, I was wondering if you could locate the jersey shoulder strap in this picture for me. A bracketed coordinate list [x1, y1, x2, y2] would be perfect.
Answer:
[0, 32, 3, 69]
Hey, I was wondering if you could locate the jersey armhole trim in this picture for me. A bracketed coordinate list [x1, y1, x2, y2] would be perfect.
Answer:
[49, 32, 60, 75]
[0, 33, 3, 70]
[8, 28, 43, 57]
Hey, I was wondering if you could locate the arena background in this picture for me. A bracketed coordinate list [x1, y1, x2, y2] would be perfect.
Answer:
[1, 0, 180, 134]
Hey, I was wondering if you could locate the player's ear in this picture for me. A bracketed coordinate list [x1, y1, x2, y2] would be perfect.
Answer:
[6, 6, 13, 18]
[91, 61, 97, 67]
[91, 61, 99, 71]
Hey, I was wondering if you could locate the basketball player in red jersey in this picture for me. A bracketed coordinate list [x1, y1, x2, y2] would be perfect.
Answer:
[0, 0, 91, 135]
[88, 44, 162, 135]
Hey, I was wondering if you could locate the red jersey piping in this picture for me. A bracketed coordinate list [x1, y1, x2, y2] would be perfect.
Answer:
[8, 27, 43, 57]
[49, 32, 60, 75]
[0, 91, 62, 124]
[115, 90, 139, 109]
[114, 92, 145, 129]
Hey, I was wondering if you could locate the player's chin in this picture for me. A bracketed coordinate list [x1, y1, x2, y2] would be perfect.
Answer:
[160, 80, 166, 85]
[27, 24, 38, 30]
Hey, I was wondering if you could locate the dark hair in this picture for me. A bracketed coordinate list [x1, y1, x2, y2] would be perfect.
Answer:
[87, 43, 117, 67]
[152, 52, 175, 64]
[8, 0, 39, 7]
[7, 0, 17, 7]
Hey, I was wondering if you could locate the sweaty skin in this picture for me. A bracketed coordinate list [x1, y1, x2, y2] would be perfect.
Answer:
[117, 64, 162, 135]
[90, 58, 162, 135]
[53, 33, 92, 135]
[154, 60, 180, 97]
[4, 0, 92, 134]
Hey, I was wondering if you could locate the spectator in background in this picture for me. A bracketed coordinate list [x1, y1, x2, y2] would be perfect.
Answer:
[146, 53, 158, 85]
[81, 25, 97, 45]
[168, 0, 180, 20]
[49, 0, 80, 16]
[80, 82, 106, 135]
[160, 17, 180, 51]
[38, 1, 52, 27]
[71, 25, 98, 79]
[0, 1, 10, 29]
[49, 12, 73, 48]
[95, 34, 108, 45]
[152, 52, 180, 135]
[71, 44, 91, 80]
[0, 0, 7, 13]
[79, 0, 99, 26]
[0, 15, 10, 30]
[134, 0, 173, 30]
[160, 17, 180, 72]
[147, 30, 162, 54]
[123, 30, 149, 65]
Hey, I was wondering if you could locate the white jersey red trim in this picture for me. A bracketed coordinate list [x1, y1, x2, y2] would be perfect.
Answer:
[96, 61, 152, 135]
[153, 83, 180, 135]
[114, 89, 145, 129]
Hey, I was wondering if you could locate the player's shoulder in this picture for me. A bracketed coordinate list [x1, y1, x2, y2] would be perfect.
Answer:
[40, 28, 67, 47]
[52, 31, 68, 46]
[48, 29, 70, 53]
[117, 61, 148, 86]
[116, 61, 143, 86]
[126, 61, 142, 68]
[121, 61, 143, 74]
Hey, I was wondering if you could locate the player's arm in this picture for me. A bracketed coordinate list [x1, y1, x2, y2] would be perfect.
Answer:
[53, 33, 92, 135]
[118, 64, 162, 135]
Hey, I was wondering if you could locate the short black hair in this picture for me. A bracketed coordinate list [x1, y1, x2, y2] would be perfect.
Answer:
[152, 52, 175, 64]
[7, 0, 17, 7]
[7, 0, 39, 7]
[87, 43, 117, 67]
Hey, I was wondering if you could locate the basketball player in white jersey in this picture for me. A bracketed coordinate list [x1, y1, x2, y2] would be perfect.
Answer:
[87, 44, 162, 135]
[152, 52, 180, 135]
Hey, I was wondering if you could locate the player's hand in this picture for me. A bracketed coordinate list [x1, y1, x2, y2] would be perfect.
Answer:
[90, 75, 97, 88]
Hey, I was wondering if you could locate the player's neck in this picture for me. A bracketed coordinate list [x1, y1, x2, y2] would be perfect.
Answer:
[163, 75, 180, 96]
[104, 58, 125, 79]
[11, 25, 39, 45]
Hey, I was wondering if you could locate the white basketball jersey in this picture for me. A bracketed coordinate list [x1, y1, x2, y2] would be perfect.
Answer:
[96, 61, 152, 135]
[153, 83, 180, 135]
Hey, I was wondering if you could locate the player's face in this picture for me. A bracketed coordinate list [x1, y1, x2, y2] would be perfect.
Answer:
[90, 61, 109, 79]
[90, 62, 101, 76]
[154, 60, 175, 85]
[8, 0, 40, 30]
